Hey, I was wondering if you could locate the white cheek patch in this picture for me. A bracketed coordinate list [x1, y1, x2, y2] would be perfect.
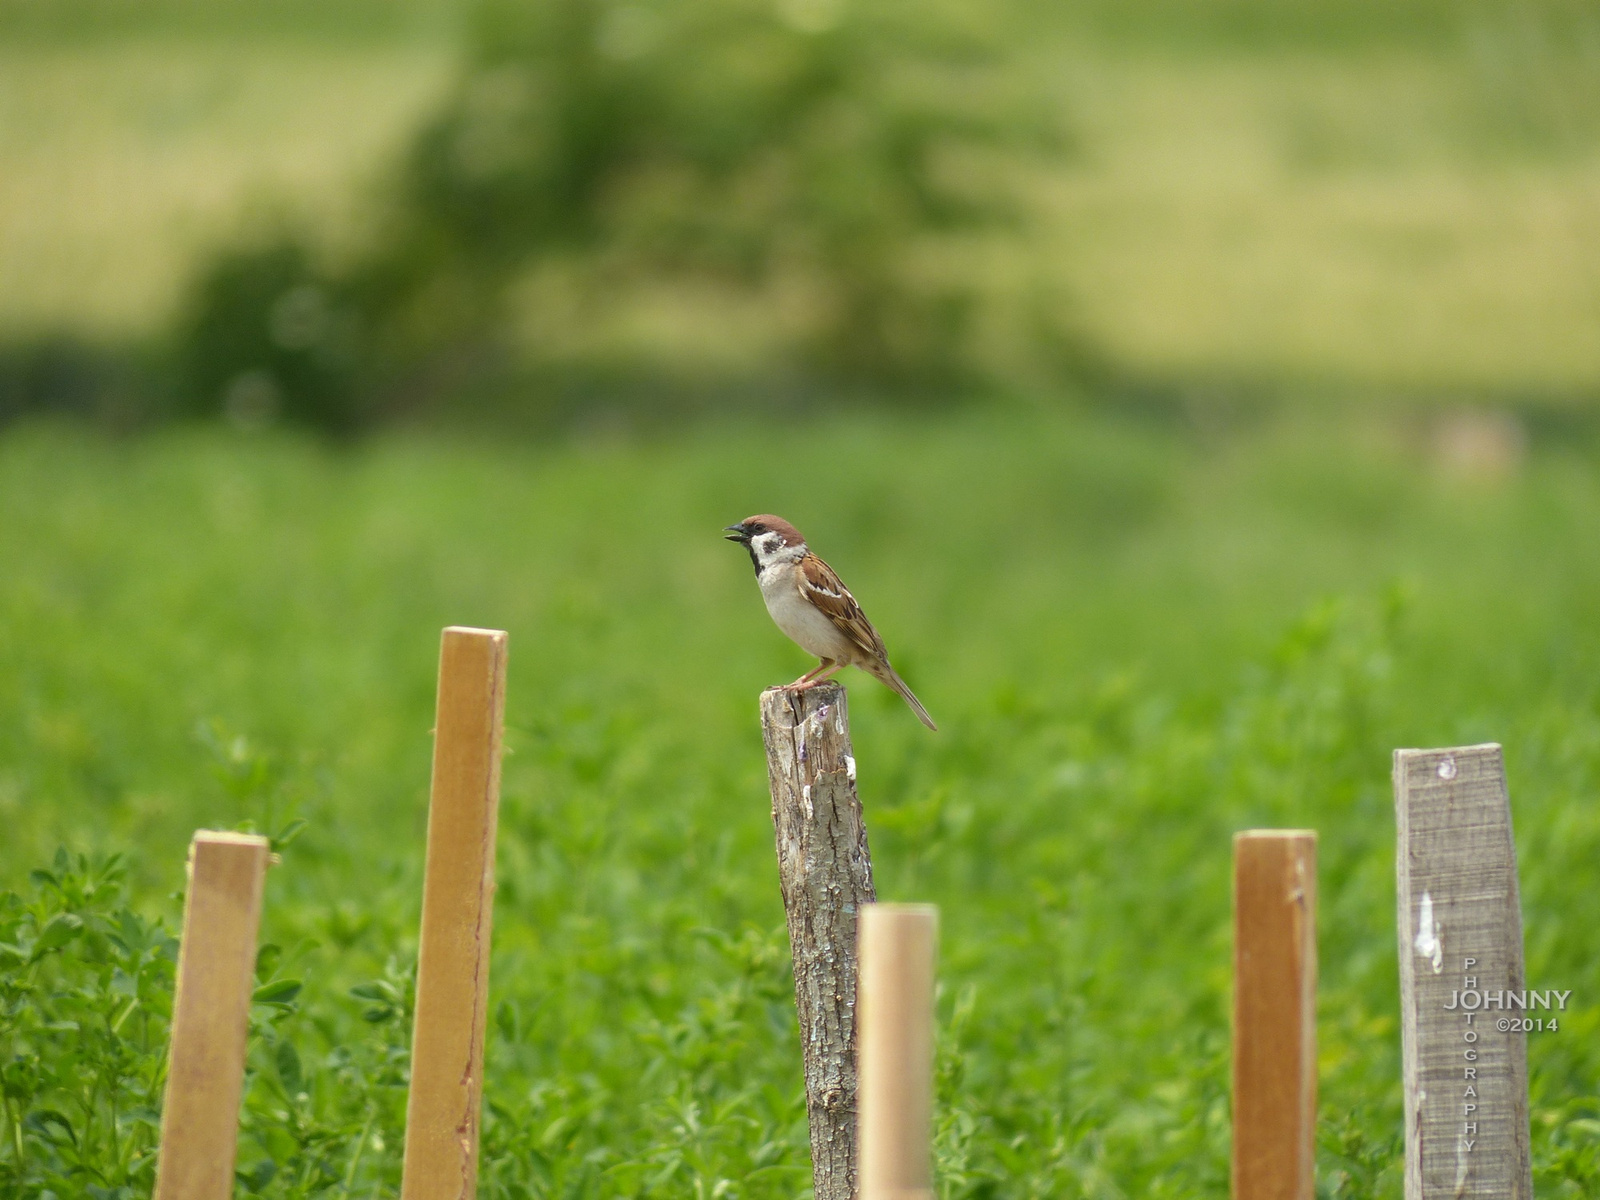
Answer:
[754, 532, 782, 559]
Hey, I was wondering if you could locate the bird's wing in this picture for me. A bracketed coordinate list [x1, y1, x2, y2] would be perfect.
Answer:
[797, 553, 888, 663]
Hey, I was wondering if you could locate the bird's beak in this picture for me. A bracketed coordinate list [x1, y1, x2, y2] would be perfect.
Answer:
[723, 523, 750, 543]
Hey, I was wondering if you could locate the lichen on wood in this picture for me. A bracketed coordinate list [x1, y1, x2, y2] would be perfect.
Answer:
[760, 682, 876, 1200]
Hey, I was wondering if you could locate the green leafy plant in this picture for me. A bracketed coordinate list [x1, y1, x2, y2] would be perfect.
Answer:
[0, 850, 175, 1198]
[0, 842, 416, 1199]
[233, 956, 414, 1197]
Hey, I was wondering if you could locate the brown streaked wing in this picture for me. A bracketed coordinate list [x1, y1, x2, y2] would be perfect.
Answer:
[797, 554, 888, 662]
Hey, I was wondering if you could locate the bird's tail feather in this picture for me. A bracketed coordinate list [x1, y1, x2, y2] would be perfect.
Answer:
[877, 664, 937, 731]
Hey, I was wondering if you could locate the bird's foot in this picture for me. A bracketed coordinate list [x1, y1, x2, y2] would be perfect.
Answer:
[782, 662, 843, 692]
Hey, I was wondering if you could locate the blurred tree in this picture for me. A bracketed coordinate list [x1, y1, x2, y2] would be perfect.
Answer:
[179, 240, 366, 433]
[178, 0, 1073, 431]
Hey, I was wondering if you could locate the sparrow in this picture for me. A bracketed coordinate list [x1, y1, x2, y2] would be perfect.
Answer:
[724, 514, 937, 730]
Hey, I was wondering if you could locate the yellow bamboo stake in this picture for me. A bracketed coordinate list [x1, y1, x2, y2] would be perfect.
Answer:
[401, 626, 509, 1200]
[153, 831, 272, 1200]
[1232, 830, 1318, 1200]
[858, 902, 938, 1200]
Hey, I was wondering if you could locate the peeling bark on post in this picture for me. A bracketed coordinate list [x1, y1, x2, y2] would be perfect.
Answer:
[761, 682, 876, 1200]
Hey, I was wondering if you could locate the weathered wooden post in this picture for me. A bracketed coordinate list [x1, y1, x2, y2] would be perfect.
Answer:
[1232, 830, 1317, 1200]
[858, 903, 938, 1200]
[401, 627, 509, 1200]
[761, 681, 875, 1200]
[153, 831, 272, 1200]
[1394, 744, 1532, 1200]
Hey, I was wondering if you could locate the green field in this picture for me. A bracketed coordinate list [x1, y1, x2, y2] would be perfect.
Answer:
[3, 410, 1600, 1195]
[5, 0, 1600, 1194]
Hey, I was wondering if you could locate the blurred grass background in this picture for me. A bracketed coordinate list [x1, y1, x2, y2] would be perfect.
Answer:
[3, 0, 1600, 414]
[4, 0, 1600, 1195]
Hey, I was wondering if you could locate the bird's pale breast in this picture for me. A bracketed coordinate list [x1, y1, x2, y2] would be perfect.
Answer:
[759, 565, 854, 661]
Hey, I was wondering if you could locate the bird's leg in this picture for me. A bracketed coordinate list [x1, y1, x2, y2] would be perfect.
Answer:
[783, 660, 837, 691]
[790, 661, 845, 692]
[783, 662, 827, 689]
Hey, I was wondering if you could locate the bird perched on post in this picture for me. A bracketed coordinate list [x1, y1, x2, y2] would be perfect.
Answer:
[724, 514, 937, 730]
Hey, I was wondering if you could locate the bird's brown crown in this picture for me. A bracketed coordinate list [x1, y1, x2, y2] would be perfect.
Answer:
[738, 515, 805, 546]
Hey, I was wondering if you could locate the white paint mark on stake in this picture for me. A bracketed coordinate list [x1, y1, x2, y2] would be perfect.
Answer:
[1415, 892, 1443, 974]
[846, 755, 857, 783]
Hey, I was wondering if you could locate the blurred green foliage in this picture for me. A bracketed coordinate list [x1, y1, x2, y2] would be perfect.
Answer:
[6, 0, 1600, 429]
[175, 0, 1074, 432]
[0, 0, 451, 42]
[1053, 0, 1600, 50]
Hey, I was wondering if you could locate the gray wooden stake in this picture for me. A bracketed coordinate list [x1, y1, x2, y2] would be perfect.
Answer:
[1394, 744, 1532, 1200]
[761, 681, 875, 1200]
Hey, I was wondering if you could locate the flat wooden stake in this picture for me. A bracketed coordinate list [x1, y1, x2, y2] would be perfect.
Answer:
[1232, 830, 1317, 1200]
[154, 831, 271, 1200]
[1394, 744, 1532, 1200]
[760, 682, 875, 1200]
[858, 902, 938, 1200]
[401, 627, 509, 1200]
